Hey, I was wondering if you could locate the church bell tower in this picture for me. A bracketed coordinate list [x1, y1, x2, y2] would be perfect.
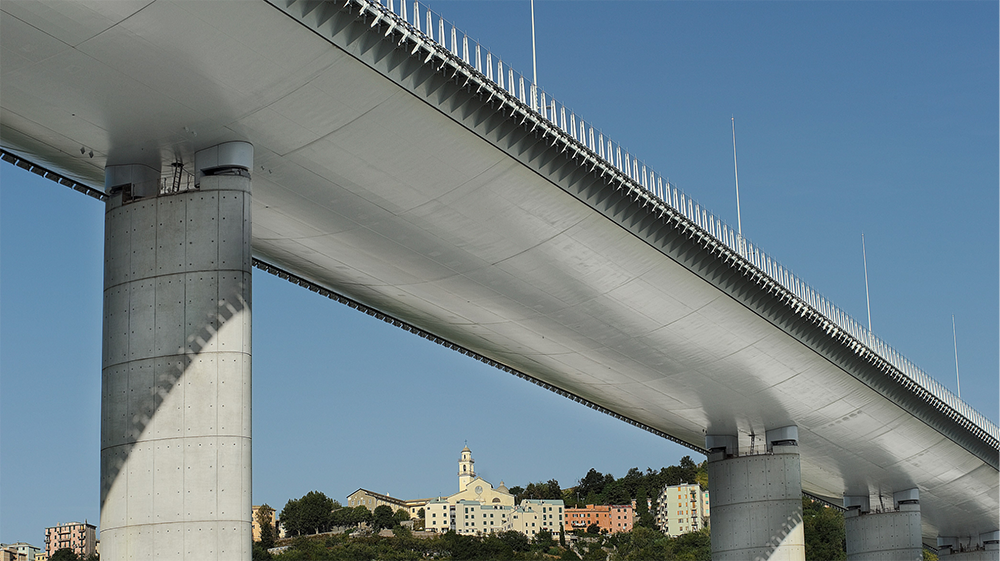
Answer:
[458, 445, 476, 490]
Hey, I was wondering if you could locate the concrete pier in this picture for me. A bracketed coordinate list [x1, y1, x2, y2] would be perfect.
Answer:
[706, 426, 805, 561]
[100, 142, 253, 560]
[937, 532, 1000, 560]
[844, 489, 922, 561]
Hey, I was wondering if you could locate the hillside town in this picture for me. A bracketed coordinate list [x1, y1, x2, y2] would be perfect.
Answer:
[4, 446, 712, 561]
[247, 445, 716, 559]
[325, 446, 709, 540]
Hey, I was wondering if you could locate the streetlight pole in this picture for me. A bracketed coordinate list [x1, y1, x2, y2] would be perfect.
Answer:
[530, 0, 538, 86]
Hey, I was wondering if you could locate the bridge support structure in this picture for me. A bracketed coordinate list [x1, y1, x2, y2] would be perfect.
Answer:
[937, 531, 1000, 560]
[843, 489, 922, 561]
[100, 142, 253, 560]
[706, 426, 805, 561]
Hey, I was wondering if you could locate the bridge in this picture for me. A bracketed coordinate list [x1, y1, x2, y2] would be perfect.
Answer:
[2, 0, 997, 559]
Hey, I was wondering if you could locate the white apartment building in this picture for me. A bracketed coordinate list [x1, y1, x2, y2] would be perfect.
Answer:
[425, 498, 515, 535]
[655, 483, 710, 537]
[500, 499, 564, 538]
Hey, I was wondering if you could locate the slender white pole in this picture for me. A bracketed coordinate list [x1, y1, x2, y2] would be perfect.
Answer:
[862, 233, 872, 331]
[530, 0, 537, 86]
[952, 315, 961, 399]
[732, 116, 742, 237]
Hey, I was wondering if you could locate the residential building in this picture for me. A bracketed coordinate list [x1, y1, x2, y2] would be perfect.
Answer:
[564, 504, 633, 534]
[44, 522, 96, 558]
[501, 499, 564, 538]
[1, 542, 41, 561]
[251, 505, 277, 541]
[441, 500, 514, 535]
[423, 498, 453, 533]
[346, 489, 431, 519]
[655, 483, 709, 537]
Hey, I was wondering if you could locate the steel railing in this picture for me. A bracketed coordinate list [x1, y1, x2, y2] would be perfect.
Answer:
[324, 0, 1000, 444]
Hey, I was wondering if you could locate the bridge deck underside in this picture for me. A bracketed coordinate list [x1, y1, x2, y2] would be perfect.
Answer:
[1, 0, 996, 539]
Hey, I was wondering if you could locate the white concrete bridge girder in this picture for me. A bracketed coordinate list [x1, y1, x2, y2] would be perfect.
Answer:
[100, 145, 253, 560]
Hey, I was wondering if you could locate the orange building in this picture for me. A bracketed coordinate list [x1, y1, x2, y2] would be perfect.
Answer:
[44, 522, 96, 558]
[564, 504, 634, 534]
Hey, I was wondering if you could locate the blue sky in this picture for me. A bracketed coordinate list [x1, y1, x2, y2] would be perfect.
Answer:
[1, 0, 997, 546]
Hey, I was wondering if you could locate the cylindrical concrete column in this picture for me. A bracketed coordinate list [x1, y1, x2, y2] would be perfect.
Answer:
[706, 426, 805, 561]
[844, 488, 922, 561]
[937, 531, 1000, 560]
[101, 142, 253, 560]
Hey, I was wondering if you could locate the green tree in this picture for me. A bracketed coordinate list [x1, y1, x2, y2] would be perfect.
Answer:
[393, 508, 411, 525]
[372, 504, 396, 530]
[577, 468, 611, 499]
[695, 462, 709, 489]
[330, 505, 349, 527]
[560, 546, 581, 560]
[634, 487, 655, 528]
[392, 524, 413, 539]
[610, 526, 666, 561]
[417, 508, 425, 520]
[251, 542, 272, 561]
[672, 527, 711, 561]
[439, 530, 484, 560]
[497, 529, 530, 552]
[280, 491, 335, 536]
[586, 523, 601, 534]
[350, 505, 373, 526]
[678, 456, 698, 483]
[50, 550, 80, 561]
[579, 536, 608, 561]
[544, 479, 563, 500]
[256, 503, 276, 549]
[802, 498, 846, 561]
[536, 528, 555, 548]
[621, 468, 644, 499]
[604, 479, 629, 505]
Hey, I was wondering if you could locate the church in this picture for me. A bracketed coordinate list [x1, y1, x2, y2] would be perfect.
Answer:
[423, 445, 518, 534]
[349, 445, 565, 536]
[449, 445, 515, 506]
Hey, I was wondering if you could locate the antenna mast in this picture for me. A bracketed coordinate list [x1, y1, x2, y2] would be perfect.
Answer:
[530, 0, 537, 85]
[952, 315, 961, 398]
[732, 116, 742, 238]
[862, 233, 872, 331]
